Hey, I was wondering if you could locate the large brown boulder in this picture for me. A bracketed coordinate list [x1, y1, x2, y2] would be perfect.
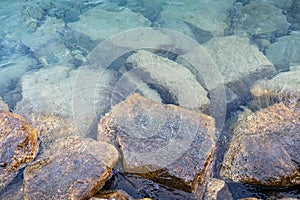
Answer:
[220, 102, 300, 187]
[0, 110, 38, 190]
[23, 136, 119, 200]
[98, 93, 216, 193]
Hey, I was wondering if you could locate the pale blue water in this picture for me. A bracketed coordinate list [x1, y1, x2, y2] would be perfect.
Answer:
[1, 0, 300, 199]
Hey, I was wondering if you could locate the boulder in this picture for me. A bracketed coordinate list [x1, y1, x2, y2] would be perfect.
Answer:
[15, 65, 115, 136]
[159, 0, 235, 38]
[20, 17, 73, 66]
[233, 0, 289, 40]
[220, 102, 300, 187]
[0, 110, 38, 190]
[266, 31, 300, 70]
[0, 97, 9, 111]
[68, 6, 151, 41]
[23, 136, 119, 200]
[200, 36, 275, 107]
[251, 68, 300, 109]
[125, 50, 210, 111]
[98, 93, 216, 192]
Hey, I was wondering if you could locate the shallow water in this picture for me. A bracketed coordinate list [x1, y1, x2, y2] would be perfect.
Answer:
[1, 0, 300, 199]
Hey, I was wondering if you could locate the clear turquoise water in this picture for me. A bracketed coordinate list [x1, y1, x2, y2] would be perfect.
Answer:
[1, 0, 300, 199]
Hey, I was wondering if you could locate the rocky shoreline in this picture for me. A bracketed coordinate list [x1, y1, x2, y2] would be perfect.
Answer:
[1, 0, 300, 199]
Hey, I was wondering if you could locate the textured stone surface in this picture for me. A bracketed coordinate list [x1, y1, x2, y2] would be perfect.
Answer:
[0, 97, 9, 111]
[266, 31, 300, 70]
[0, 110, 38, 190]
[159, 0, 235, 37]
[68, 6, 150, 41]
[126, 50, 210, 111]
[233, 0, 289, 39]
[98, 93, 216, 192]
[23, 136, 119, 200]
[203, 178, 232, 200]
[251, 68, 300, 109]
[91, 190, 132, 200]
[220, 103, 300, 187]
[16, 65, 114, 135]
[202, 36, 275, 105]
[20, 17, 72, 66]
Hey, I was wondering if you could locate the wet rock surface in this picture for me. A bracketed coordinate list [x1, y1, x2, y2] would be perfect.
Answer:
[0, 110, 38, 190]
[98, 93, 216, 193]
[23, 136, 119, 200]
[232, 0, 289, 40]
[220, 102, 300, 187]
[266, 31, 300, 70]
[68, 6, 150, 41]
[125, 50, 210, 111]
[203, 178, 233, 200]
[91, 190, 132, 200]
[251, 67, 300, 109]
[202, 35, 275, 106]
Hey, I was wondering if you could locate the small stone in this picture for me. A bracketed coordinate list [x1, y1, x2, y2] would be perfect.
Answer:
[98, 93, 216, 192]
[0, 110, 38, 190]
[23, 136, 119, 200]
[203, 178, 233, 200]
[220, 103, 300, 187]
[91, 190, 132, 200]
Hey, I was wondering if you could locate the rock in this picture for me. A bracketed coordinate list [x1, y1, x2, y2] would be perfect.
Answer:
[91, 190, 132, 200]
[201, 36, 275, 106]
[0, 97, 9, 111]
[203, 178, 233, 200]
[266, 31, 300, 70]
[125, 50, 210, 111]
[16, 65, 115, 135]
[98, 93, 216, 192]
[20, 17, 73, 66]
[251, 68, 300, 109]
[233, 0, 289, 40]
[220, 103, 300, 187]
[68, 6, 151, 41]
[0, 170, 23, 200]
[159, 0, 235, 38]
[23, 136, 119, 200]
[0, 110, 38, 190]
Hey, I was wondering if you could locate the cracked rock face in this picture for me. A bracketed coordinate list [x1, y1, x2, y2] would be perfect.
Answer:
[0, 110, 38, 190]
[220, 102, 300, 187]
[23, 136, 119, 200]
[98, 93, 216, 193]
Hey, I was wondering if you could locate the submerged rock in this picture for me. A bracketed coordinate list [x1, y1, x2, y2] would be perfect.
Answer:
[20, 17, 73, 66]
[68, 6, 151, 41]
[98, 93, 216, 193]
[16, 65, 115, 136]
[201, 35, 275, 107]
[251, 67, 300, 109]
[233, 0, 289, 40]
[266, 31, 300, 70]
[125, 50, 210, 111]
[220, 103, 300, 187]
[0, 97, 8, 111]
[0, 110, 38, 190]
[159, 0, 235, 38]
[23, 136, 119, 200]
